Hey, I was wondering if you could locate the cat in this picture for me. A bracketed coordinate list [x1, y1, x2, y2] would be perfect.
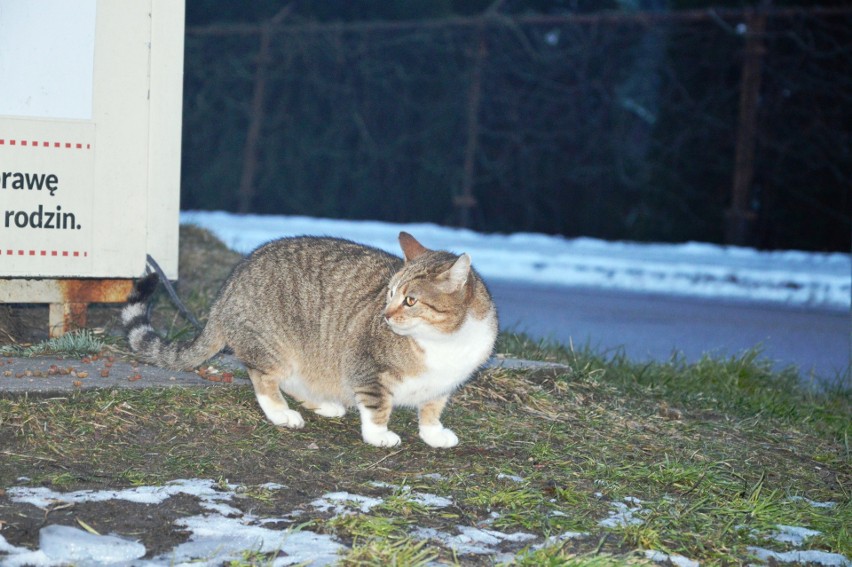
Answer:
[122, 232, 498, 448]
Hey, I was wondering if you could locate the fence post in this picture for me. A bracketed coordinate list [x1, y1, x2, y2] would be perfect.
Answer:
[726, 9, 766, 246]
[455, 24, 487, 228]
[237, 7, 292, 214]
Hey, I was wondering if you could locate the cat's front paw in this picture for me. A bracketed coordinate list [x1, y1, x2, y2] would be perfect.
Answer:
[268, 408, 305, 429]
[362, 426, 402, 448]
[419, 425, 459, 448]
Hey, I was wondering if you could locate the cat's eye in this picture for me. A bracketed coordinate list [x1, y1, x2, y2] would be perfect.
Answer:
[403, 296, 417, 307]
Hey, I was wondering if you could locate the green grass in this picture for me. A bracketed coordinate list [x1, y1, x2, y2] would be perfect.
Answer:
[497, 332, 851, 443]
[339, 537, 440, 566]
[0, 328, 107, 358]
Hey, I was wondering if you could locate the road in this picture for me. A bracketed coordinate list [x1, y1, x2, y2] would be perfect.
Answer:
[489, 280, 851, 388]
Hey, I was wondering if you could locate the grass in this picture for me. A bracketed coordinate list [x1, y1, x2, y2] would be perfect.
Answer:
[496, 332, 851, 442]
[340, 538, 439, 566]
[0, 328, 107, 358]
[1, 225, 849, 565]
[5, 345, 844, 564]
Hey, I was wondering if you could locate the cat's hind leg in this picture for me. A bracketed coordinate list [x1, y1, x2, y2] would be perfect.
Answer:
[312, 402, 347, 418]
[418, 395, 459, 448]
[247, 368, 305, 429]
[278, 378, 347, 418]
[293, 398, 347, 418]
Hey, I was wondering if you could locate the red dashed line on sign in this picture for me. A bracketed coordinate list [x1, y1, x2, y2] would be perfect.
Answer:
[1, 249, 88, 258]
[0, 139, 92, 150]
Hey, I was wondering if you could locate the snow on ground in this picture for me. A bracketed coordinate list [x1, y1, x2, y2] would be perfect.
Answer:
[181, 211, 851, 310]
[2, 479, 848, 566]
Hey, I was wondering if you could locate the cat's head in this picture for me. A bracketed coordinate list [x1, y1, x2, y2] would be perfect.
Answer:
[384, 232, 476, 339]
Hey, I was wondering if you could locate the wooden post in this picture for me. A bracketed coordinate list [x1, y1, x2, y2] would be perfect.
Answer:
[456, 30, 486, 228]
[237, 7, 292, 214]
[726, 9, 766, 246]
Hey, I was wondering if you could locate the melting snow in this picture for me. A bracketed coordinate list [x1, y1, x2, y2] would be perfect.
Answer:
[747, 547, 852, 566]
[181, 211, 851, 310]
[598, 497, 648, 528]
[309, 491, 383, 515]
[412, 525, 537, 556]
[497, 473, 525, 483]
[3, 479, 850, 566]
[162, 514, 343, 567]
[788, 496, 837, 509]
[39, 525, 146, 565]
[2, 480, 344, 567]
[535, 531, 590, 549]
[744, 521, 851, 567]
[7, 478, 234, 510]
[644, 549, 700, 567]
[770, 524, 822, 546]
[367, 481, 454, 508]
[417, 473, 444, 481]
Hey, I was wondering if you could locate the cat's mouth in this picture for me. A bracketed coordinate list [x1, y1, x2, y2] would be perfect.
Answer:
[384, 315, 415, 336]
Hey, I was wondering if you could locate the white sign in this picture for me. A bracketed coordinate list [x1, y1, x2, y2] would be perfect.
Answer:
[0, 0, 184, 279]
[1, 121, 95, 273]
[0, 0, 97, 120]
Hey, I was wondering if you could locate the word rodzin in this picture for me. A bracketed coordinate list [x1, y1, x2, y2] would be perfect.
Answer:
[4, 205, 81, 230]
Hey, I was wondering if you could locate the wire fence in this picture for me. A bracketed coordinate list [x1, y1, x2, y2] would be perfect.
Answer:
[182, 7, 852, 251]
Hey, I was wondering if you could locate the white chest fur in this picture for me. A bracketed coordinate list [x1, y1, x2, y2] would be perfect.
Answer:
[392, 310, 497, 407]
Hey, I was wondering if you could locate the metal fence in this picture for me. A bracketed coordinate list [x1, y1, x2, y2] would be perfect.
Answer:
[182, 7, 852, 251]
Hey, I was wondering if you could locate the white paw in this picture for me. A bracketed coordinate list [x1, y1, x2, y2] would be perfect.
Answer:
[268, 408, 305, 429]
[419, 425, 459, 448]
[313, 402, 346, 418]
[362, 426, 402, 448]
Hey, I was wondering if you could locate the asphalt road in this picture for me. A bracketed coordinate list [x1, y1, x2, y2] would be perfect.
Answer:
[489, 280, 851, 388]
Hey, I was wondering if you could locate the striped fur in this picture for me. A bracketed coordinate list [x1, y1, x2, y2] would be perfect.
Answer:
[122, 273, 226, 371]
[122, 233, 497, 448]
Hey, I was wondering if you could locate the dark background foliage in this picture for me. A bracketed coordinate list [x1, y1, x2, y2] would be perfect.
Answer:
[180, 1, 851, 252]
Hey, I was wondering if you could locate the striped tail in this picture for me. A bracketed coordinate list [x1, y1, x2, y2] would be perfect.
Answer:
[122, 273, 225, 371]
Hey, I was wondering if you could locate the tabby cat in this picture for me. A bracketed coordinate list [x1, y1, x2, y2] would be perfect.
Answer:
[122, 232, 498, 448]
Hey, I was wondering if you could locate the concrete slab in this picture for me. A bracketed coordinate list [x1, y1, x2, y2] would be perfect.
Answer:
[0, 354, 569, 395]
[0, 354, 243, 394]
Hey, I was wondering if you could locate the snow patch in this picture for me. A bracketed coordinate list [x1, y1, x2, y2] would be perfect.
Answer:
[162, 514, 343, 566]
[535, 530, 590, 549]
[7, 478, 237, 510]
[598, 497, 648, 528]
[744, 521, 851, 567]
[417, 472, 444, 481]
[644, 549, 700, 567]
[309, 491, 383, 515]
[0, 534, 52, 567]
[410, 491, 453, 508]
[788, 496, 837, 509]
[3, 480, 343, 567]
[412, 525, 536, 556]
[367, 481, 454, 508]
[40, 525, 146, 565]
[497, 473, 525, 483]
[770, 524, 822, 546]
[747, 547, 851, 566]
[181, 210, 851, 310]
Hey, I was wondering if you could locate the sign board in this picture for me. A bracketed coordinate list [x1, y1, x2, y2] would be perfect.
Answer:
[0, 0, 184, 279]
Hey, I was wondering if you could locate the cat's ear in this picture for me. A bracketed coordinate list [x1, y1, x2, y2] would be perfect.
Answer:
[399, 232, 429, 261]
[438, 253, 471, 293]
